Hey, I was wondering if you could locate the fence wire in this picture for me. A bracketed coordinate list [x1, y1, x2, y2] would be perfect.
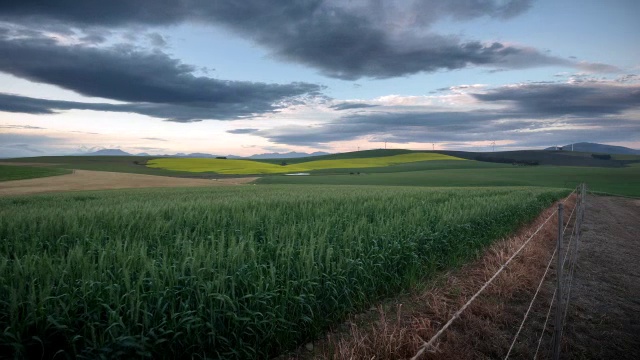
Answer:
[534, 288, 557, 360]
[504, 245, 558, 359]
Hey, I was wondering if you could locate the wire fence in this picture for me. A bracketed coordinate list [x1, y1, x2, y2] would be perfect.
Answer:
[411, 184, 587, 360]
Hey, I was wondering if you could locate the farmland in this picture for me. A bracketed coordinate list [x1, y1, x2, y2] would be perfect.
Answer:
[259, 163, 640, 197]
[0, 185, 567, 359]
[0, 156, 200, 178]
[0, 164, 71, 181]
[146, 152, 463, 174]
[2, 148, 638, 358]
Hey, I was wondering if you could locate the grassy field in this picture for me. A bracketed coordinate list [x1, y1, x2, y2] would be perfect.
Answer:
[252, 149, 416, 164]
[308, 159, 511, 174]
[0, 164, 71, 181]
[258, 164, 640, 197]
[4, 149, 638, 177]
[1, 156, 188, 176]
[146, 153, 463, 174]
[442, 149, 640, 167]
[0, 185, 567, 359]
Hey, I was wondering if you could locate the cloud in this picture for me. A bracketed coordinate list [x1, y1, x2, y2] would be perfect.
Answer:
[576, 61, 621, 74]
[141, 137, 168, 141]
[71, 130, 99, 135]
[0, 29, 324, 121]
[4, 143, 44, 153]
[226, 128, 260, 134]
[133, 146, 167, 151]
[147, 32, 168, 48]
[79, 29, 110, 44]
[250, 22, 579, 80]
[330, 102, 379, 110]
[0, 132, 68, 158]
[0, 92, 317, 122]
[0, 1, 615, 80]
[473, 81, 640, 116]
[250, 80, 640, 147]
[0, 124, 46, 130]
[0, 1, 534, 27]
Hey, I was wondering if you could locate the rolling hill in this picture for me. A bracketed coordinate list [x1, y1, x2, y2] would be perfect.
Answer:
[544, 142, 640, 155]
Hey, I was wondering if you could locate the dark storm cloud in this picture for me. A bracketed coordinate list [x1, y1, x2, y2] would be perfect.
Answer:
[0, 1, 533, 27]
[252, 82, 640, 146]
[0, 34, 322, 106]
[411, 0, 533, 21]
[0, 0, 610, 80]
[330, 103, 379, 111]
[0, 92, 295, 122]
[0, 32, 323, 120]
[474, 82, 640, 116]
[235, 13, 576, 80]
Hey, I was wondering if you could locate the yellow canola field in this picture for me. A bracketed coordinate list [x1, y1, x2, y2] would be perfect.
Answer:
[147, 153, 464, 175]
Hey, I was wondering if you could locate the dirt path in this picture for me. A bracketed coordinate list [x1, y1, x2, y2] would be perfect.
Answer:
[563, 195, 640, 359]
[0, 170, 258, 196]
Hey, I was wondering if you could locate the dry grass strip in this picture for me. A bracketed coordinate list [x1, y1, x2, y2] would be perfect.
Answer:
[0, 170, 258, 196]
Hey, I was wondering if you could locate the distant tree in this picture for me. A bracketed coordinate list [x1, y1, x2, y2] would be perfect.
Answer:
[280, 161, 288, 166]
[216, 156, 227, 159]
[591, 154, 611, 160]
[475, 156, 538, 166]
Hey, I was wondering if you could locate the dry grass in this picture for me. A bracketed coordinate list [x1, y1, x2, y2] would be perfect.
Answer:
[0, 169, 258, 196]
[291, 194, 578, 360]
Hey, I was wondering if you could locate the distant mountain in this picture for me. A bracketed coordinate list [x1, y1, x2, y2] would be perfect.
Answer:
[81, 149, 132, 156]
[76, 149, 330, 158]
[164, 153, 223, 158]
[545, 142, 640, 155]
[185, 153, 223, 158]
[247, 151, 331, 159]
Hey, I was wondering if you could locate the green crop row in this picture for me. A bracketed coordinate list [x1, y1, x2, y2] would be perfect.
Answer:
[0, 185, 567, 359]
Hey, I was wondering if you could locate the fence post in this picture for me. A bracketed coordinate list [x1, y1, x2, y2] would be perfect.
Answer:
[581, 185, 584, 218]
[552, 203, 564, 360]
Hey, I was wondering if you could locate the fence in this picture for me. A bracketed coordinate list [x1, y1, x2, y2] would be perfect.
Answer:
[411, 183, 587, 360]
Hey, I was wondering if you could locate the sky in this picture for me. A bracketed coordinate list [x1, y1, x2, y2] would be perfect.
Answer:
[0, 0, 639, 158]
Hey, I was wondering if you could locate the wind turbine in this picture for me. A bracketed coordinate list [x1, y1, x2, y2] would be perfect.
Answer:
[491, 140, 496, 152]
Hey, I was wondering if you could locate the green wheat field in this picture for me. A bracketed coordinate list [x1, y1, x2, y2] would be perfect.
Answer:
[0, 185, 567, 358]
